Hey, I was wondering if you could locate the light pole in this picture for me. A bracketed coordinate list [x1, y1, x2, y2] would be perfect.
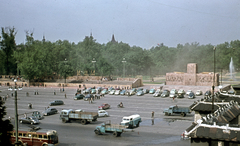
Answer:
[212, 47, 216, 113]
[14, 80, 19, 145]
[63, 58, 68, 92]
[122, 58, 126, 78]
[92, 58, 96, 75]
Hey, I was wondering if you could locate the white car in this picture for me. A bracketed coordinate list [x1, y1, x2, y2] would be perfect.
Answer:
[8, 87, 13, 91]
[98, 110, 109, 117]
[178, 89, 185, 94]
[195, 90, 202, 96]
[109, 90, 115, 95]
[186, 90, 192, 95]
[115, 90, 121, 95]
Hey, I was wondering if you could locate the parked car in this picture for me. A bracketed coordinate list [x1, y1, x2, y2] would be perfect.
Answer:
[129, 89, 136, 95]
[136, 90, 144, 96]
[136, 88, 143, 92]
[108, 87, 114, 92]
[170, 89, 177, 98]
[96, 87, 102, 94]
[74, 94, 85, 100]
[186, 90, 192, 95]
[161, 90, 170, 97]
[177, 93, 184, 98]
[195, 90, 202, 96]
[204, 90, 211, 96]
[149, 89, 156, 94]
[98, 103, 110, 110]
[42, 108, 58, 116]
[101, 89, 108, 94]
[98, 110, 109, 117]
[19, 116, 40, 125]
[83, 88, 92, 94]
[143, 89, 149, 94]
[49, 100, 64, 106]
[115, 90, 121, 95]
[178, 89, 185, 94]
[8, 87, 13, 91]
[91, 89, 96, 94]
[120, 90, 126, 95]
[188, 92, 195, 99]
[153, 90, 162, 97]
[109, 90, 115, 95]
[84, 94, 94, 101]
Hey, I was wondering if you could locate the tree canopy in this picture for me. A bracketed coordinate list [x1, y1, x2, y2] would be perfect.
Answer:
[1, 27, 239, 80]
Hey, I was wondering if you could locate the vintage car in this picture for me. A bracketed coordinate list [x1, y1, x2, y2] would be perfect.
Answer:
[178, 89, 185, 94]
[98, 103, 110, 110]
[49, 100, 64, 106]
[186, 90, 192, 95]
[109, 90, 115, 95]
[74, 94, 85, 100]
[101, 89, 108, 94]
[120, 90, 126, 95]
[32, 111, 44, 120]
[42, 108, 58, 116]
[98, 110, 109, 117]
[136, 90, 144, 96]
[188, 92, 196, 99]
[161, 90, 170, 97]
[19, 116, 40, 125]
[153, 90, 162, 97]
[149, 89, 156, 94]
[84, 94, 94, 101]
[115, 90, 121, 95]
[195, 90, 202, 96]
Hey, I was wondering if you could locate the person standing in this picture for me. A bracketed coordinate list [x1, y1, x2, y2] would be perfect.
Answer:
[151, 111, 155, 118]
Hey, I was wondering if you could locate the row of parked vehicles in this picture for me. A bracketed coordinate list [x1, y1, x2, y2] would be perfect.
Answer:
[81, 86, 212, 100]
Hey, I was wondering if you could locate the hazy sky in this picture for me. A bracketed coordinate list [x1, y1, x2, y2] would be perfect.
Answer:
[1, 0, 240, 49]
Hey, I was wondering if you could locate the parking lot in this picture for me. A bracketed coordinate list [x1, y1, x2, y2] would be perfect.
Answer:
[0, 85, 210, 146]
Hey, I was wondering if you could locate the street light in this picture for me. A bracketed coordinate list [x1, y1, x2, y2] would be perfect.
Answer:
[63, 58, 68, 92]
[92, 58, 96, 75]
[122, 58, 126, 78]
[212, 47, 216, 113]
[14, 80, 19, 145]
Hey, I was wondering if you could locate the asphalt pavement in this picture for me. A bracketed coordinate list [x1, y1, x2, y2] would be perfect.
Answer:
[0, 85, 208, 146]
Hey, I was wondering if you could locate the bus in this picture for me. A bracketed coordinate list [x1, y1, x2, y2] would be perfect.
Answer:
[10, 126, 58, 146]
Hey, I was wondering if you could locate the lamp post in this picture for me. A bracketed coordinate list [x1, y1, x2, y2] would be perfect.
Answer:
[14, 80, 19, 145]
[212, 47, 216, 113]
[92, 58, 96, 75]
[122, 58, 126, 78]
[63, 58, 68, 92]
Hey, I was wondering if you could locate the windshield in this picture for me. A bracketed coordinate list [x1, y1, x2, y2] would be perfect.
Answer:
[170, 91, 175, 94]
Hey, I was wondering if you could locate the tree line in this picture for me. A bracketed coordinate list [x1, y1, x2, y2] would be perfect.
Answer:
[0, 27, 239, 81]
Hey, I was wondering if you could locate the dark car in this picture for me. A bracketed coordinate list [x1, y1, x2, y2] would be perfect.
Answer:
[49, 100, 64, 106]
[177, 93, 184, 98]
[161, 90, 170, 97]
[74, 94, 85, 100]
[19, 116, 40, 125]
[84, 94, 94, 101]
[204, 90, 211, 96]
[188, 92, 195, 99]
[42, 108, 58, 116]
[98, 103, 110, 110]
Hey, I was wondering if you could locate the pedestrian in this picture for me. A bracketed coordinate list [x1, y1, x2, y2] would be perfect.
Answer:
[152, 111, 154, 118]
[11, 92, 13, 97]
[6, 94, 9, 99]
[65, 94, 67, 98]
[88, 98, 90, 104]
[173, 96, 175, 102]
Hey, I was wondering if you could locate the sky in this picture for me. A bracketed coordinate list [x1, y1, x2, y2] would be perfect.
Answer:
[1, 0, 240, 49]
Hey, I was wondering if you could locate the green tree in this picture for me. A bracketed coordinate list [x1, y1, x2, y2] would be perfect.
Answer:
[0, 27, 17, 75]
[0, 100, 13, 146]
